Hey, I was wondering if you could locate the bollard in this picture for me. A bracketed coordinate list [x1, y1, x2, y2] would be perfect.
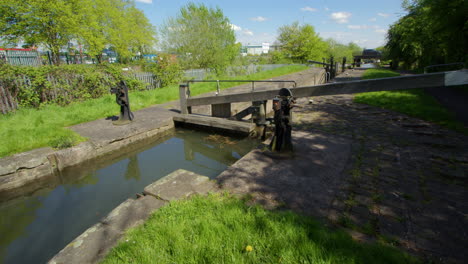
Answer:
[269, 88, 294, 152]
[110, 80, 134, 125]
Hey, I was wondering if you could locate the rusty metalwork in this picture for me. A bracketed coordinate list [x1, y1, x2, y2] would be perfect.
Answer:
[110, 80, 134, 125]
[270, 88, 295, 152]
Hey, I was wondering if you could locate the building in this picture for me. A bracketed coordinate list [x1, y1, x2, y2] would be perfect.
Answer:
[241, 43, 270, 55]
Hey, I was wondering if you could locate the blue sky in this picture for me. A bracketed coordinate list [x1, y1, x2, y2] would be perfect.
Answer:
[135, 0, 406, 49]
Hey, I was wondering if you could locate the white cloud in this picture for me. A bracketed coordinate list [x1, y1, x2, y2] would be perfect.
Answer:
[347, 25, 368, 30]
[375, 29, 387, 34]
[301, 6, 317, 12]
[230, 23, 242, 31]
[242, 29, 254, 36]
[369, 17, 377, 22]
[330, 12, 352, 24]
[324, 7, 330, 11]
[135, 0, 152, 3]
[250, 16, 268, 22]
[352, 39, 369, 45]
[378, 12, 390, 17]
[320, 31, 383, 48]
[321, 31, 352, 40]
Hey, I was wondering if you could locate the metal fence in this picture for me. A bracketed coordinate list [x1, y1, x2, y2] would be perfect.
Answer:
[124, 72, 161, 89]
[0, 49, 42, 66]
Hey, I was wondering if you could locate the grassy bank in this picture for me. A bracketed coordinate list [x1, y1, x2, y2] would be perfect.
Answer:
[101, 193, 418, 264]
[361, 68, 400, 80]
[0, 65, 308, 158]
[355, 69, 466, 133]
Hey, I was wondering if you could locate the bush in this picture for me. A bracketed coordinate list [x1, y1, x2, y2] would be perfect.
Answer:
[0, 64, 146, 109]
[143, 54, 183, 87]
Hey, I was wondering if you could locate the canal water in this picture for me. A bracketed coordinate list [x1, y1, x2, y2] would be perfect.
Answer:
[0, 129, 259, 264]
[360, 63, 377, 69]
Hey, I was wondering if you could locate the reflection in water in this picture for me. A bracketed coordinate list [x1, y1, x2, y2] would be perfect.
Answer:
[124, 156, 141, 181]
[0, 129, 258, 264]
[0, 198, 42, 264]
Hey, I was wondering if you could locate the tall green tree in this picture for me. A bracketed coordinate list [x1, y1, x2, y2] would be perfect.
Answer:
[386, 0, 467, 69]
[0, 0, 156, 64]
[277, 22, 327, 63]
[325, 39, 361, 62]
[0, 0, 81, 64]
[160, 3, 238, 74]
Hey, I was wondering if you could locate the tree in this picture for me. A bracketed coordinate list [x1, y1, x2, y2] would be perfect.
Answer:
[277, 22, 327, 63]
[0, 0, 81, 64]
[97, 0, 156, 62]
[0, 0, 156, 65]
[386, 0, 467, 69]
[160, 3, 238, 74]
[325, 39, 361, 62]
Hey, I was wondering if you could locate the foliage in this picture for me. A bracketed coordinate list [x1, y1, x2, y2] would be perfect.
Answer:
[270, 50, 293, 64]
[0, 65, 308, 157]
[160, 3, 238, 75]
[276, 22, 361, 65]
[277, 22, 328, 63]
[0, 0, 81, 64]
[0, 64, 145, 108]
[143, 54, 183, 87]
[101, 193, 419, 264]
[48, 132, 82, 149]
[355, 69, 467, 134]
[0, 0, 156, 65]
[386, 0, 467, 70]
[325, 39, 362, 63]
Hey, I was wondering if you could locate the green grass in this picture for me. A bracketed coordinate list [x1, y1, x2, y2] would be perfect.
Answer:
[0, 65, 308, 158]
[355, 69, 467, 134]
[361, 68, 400, 80]
[101, 193, 418, 264]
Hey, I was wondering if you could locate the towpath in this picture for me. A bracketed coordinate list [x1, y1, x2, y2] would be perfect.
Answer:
[217, 68, 468, 263]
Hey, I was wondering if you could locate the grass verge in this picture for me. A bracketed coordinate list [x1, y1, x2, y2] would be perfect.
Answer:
[355, 69, 467, 134]
[0, 65, 308, 158]
[101, 193, 418, 264]
[361, 68, 400, 80]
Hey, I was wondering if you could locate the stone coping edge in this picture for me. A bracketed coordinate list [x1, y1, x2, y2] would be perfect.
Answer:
[48, 169, 218, 264]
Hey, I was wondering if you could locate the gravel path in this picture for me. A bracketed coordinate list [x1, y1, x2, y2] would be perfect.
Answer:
[219, 68, 468, 263]
[296, 69, 468, 263]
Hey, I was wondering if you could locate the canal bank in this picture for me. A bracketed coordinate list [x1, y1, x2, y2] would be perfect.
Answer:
[51, 68, 467, 264]
[0, 67, 325, 264]
[0, 67, 325, 202]
[2, 129, 259, 264]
